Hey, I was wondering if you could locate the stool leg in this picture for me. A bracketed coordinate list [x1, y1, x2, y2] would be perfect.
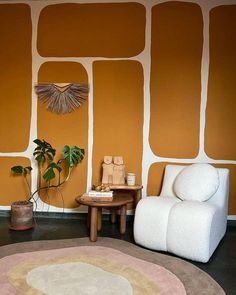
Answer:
[120, 205, 127, 234]
[135, 189, 142, 206]
[87, 206, 91, 228]
[111, 209, 116, 223]
[90, 207, 98, 242]
[97, 208, 102, 231]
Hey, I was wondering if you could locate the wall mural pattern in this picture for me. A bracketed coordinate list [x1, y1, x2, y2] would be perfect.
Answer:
[150, 2, 202, 158]
[37, 3, 145, 57]
[205, 5, 236, 160]
[0, 0, 235, 216]
[0, 4, 32, 152]
[37, 62, 88, 209]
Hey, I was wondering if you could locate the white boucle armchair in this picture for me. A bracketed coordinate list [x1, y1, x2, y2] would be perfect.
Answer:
[134, 164, 229, 263]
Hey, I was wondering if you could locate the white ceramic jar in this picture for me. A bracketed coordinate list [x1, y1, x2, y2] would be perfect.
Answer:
[127, 173, 135, 186]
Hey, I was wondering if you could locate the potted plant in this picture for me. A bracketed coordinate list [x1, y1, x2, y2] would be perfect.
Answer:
[10, 139, 84, 230]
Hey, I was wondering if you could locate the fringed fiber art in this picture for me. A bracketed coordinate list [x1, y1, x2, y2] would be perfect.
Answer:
[35, 83, 89, 114]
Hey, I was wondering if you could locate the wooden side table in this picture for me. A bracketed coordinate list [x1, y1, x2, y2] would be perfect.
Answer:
[76, 194, 133, 242]
[107, 184, 142, 223]
[108, 184, 143, 206]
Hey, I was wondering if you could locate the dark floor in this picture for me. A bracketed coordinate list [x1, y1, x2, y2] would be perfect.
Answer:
[0, 215, 236, 295]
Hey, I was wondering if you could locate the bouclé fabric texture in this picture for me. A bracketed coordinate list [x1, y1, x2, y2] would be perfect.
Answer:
[173, 164, 219, 202]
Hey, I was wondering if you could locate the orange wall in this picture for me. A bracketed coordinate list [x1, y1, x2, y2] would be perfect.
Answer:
[205, 5, 236, 160]
[37, 62, 88, 208]
[0, 157, 32, 205]
[92, 60, 143, 186]
[0, 1, 236, 215]
[150, 2, 202, 158]
[37, 3, 145, 57]
[0, 4, 31, 152]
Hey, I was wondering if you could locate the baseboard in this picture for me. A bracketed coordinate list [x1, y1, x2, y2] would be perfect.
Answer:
[227, 215, 236, 220]
[0, 210, 10, 217]
[0, 210, 134, 222]
[0, 209, 234, 224]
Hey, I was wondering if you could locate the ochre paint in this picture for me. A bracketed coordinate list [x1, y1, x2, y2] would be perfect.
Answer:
[149, 2, 203, 158]
[37, 62, 88, 208]
[0, 157, 31, 206]
[0, 4, 31, 152]
[0, 2, 235, 215]
[37, 3, 145, 57]
[92, 61, 143, 195]
[205, 5, 236, 160]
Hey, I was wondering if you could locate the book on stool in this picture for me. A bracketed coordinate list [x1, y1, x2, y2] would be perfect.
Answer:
[80, 190, 113, 202]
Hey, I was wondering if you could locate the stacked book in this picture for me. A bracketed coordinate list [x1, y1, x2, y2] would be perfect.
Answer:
[80, 190, 113, 202]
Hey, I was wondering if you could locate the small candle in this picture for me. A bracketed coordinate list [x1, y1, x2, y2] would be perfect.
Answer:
[127, 173, 135, 186]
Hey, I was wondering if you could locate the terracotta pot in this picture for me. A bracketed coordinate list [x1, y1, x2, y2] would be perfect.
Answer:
[9, 201, 34, 230]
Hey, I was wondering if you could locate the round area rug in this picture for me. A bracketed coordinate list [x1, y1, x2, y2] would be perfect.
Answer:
[0, 237, 225, 295]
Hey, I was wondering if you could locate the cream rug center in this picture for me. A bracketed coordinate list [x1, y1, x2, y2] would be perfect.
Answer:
[27, 262, 132, 295]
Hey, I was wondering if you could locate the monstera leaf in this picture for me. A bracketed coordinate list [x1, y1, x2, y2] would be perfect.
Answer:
[43, 162, 62, 182]
[11, 166, 32, 176]
[10, 139, 85, 204]
[33, 139, 56, 164]
[62, 146, 85, 167]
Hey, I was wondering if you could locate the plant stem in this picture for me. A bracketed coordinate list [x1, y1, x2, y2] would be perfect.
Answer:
[30, 168, 72, 201]
[65, 167, 72, 183]
[38, 163, 42, 191]
[57, 187, 65, 213]
[24, 175, 32, 200]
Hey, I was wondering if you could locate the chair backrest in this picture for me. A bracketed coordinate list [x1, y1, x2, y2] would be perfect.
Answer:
[160, 164, 229, 209]
[160, 165, 185, 198]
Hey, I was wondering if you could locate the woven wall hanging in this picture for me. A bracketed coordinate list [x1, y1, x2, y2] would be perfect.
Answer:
[34, 83, 89, 114]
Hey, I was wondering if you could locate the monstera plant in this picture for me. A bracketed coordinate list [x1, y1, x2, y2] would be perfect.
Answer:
[10, 139, 84, 230]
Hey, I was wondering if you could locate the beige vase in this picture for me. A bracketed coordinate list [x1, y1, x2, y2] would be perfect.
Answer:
[9, 201, 34, 230]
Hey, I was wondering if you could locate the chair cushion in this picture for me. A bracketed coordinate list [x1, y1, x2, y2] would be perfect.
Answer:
[173, 164, 219, 202]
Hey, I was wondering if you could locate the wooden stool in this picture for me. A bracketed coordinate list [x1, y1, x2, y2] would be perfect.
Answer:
[76, 195, 133, 242]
